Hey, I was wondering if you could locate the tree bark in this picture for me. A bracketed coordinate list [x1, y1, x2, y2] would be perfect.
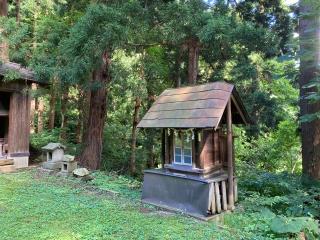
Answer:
[30, 83, 37, 133]
[37, 98, 44, 133]
[80, 88, 91, 144]
[130, 97, 141, 176]
[15, 0, 20, 24]
[174, 46, 184, 88]
[0, 0, 9, 62]
[77, 51, 111, 170]
[59, 87, 69, 141]
[299, 0, 320, 180]
[187, 38, 200, 85]
[48, 78, 57, 130]
[75, 89, 85, 144]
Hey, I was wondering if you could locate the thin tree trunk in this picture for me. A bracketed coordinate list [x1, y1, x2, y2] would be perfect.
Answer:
[59, 87, 69, 141]
[30, 83, 37, 133]
[48, 78, 57, 130]
[77, 51, 111, 170]
[174, 46, 184, 88]
[187, 38, 199, 85]
[37, 98, 44, 133]
[130, 97, 141, 176]
[0, 0, 9, 62]
[15, 0, 20, 24]
[299, 0, 320, 180]
[75, 89, 85, 144]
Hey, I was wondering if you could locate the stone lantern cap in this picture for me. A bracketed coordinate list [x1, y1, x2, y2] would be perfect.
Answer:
[63, 155, 75, 162]
[42, 143, 66, 152]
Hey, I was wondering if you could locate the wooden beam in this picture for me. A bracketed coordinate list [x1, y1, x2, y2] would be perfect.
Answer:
[164, 129, 170, 165]
[221, 180, 228, 211]
[227, 99, 235, 210]
[214, 182, 221, 213]
[231, 95, 248, 125]
[161, 129, 166, 168]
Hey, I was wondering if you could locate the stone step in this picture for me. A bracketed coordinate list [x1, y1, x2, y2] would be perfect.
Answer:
[0, 159, 14, 166]
[0, 165, 16, 173]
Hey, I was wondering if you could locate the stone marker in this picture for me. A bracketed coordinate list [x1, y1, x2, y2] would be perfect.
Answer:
[73, 168, 89, 177]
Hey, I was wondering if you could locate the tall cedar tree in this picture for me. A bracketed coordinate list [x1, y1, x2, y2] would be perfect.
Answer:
[61, 4, 130, 169]
[299, 0, 320, 180]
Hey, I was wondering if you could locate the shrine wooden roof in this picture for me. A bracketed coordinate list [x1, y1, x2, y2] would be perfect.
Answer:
[0, 62, 40, 84]
[137, 82, 250, 129]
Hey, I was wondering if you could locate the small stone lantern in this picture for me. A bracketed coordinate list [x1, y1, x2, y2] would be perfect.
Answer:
[60, 155, 77, 176]
[42, 143, 66, 170]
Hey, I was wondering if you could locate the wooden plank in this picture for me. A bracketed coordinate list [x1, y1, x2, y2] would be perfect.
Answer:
[143, 108, 225, 120]
[221, 180, 228, 211]
[149, 99, 227, 112]
[210, 183, 216, 214]
[0, 164, 15, 173]
[0, 159, 13, 166]
[193, 129, 200, 168]
[213, 131, 220, 164]
[215, 182, 221, 213]
[200, 130, 215, 169]
[8, 92, 31, 155]
[161, 82, 233, 96]
[157, 89, 230, 104]
[137, 117, 220, 128]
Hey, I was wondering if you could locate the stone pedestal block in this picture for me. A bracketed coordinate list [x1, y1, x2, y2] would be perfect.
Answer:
[61, 161, 77, 173]
[42, 161, 62, 170]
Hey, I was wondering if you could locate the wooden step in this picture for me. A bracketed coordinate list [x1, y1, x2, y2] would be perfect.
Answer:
[0, 159, 14, 166]
[0, 165, 16, 173]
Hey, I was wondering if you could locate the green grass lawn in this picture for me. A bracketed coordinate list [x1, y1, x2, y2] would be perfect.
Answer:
[0, 169, 238, 240]
[0, 169, 318, 240]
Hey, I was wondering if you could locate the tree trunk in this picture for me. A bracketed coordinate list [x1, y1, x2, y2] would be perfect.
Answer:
[174, 46, 184, 88]
[130, 97, 141, 176]
[15, 0, 20, 24]
[75, 89, 85, 144]
[30, 83, 37, 133]
[80, 89, 91, 144]
[0, 0, 9, 62]
[48, 79, 57, 130]
[299, 0, 320, 180]
[77, 51, 111, 170]
[187, 38, 200, 85]
[59, 87, 69, 141]
[37, 98, 44, 133]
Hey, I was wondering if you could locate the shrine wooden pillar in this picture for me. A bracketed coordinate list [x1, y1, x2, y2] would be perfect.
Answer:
[8, 91, 30, 168]
[227, 99, 234, 210]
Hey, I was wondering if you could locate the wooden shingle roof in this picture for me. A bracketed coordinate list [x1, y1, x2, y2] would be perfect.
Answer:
[0, 62, 40, 83]
[137, 82, 250, 129]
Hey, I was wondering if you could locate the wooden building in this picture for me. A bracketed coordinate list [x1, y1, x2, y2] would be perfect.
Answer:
[137, 82, 250, 219]
[0, 62, 39, 171]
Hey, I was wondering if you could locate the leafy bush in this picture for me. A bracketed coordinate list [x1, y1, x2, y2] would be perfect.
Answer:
[235, 118, 301, 173]
[234, 169, 320, 238]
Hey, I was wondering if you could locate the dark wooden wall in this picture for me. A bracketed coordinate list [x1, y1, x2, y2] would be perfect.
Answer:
[8, 91, 31, 156]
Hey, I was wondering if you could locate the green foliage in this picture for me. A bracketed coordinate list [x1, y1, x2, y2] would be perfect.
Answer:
[30, 129, 61, 149]
[236, 118, 301, 173]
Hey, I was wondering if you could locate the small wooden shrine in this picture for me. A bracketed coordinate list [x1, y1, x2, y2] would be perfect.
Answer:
[0, 62, 40, 170]
[137, 81, 250, 219]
